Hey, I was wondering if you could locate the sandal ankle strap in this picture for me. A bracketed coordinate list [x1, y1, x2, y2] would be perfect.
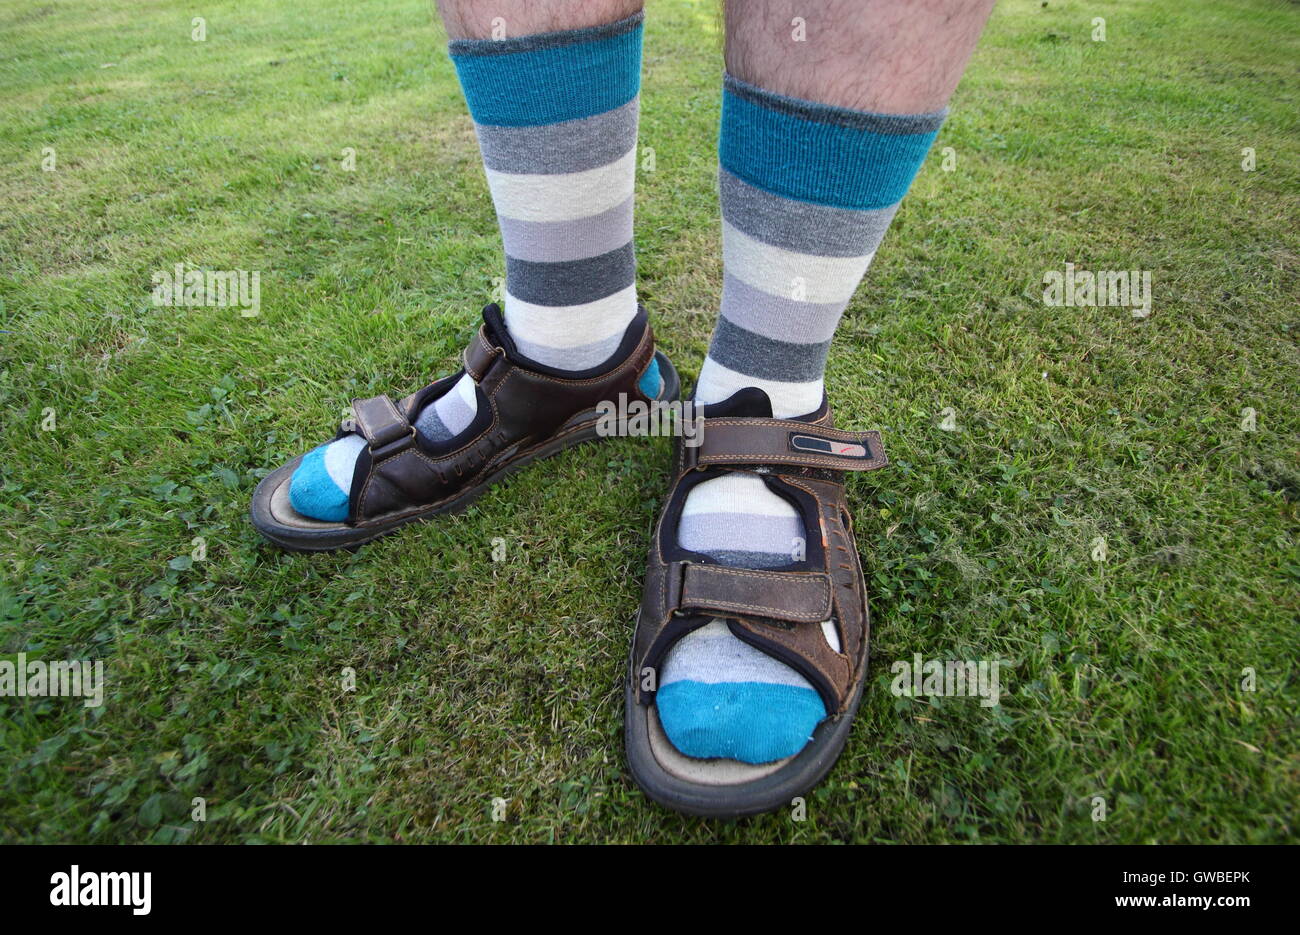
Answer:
[681, 416, 888, 474]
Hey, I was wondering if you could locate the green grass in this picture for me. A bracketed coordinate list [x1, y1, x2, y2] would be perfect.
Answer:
[1, 0, 1297, 843]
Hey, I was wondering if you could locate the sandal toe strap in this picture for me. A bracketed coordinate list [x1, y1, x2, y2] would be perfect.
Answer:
[351, 394, 415, 455]
[670, 562, 833, 624]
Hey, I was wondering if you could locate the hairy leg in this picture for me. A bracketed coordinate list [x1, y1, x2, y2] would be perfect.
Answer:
[436, 0, 643, 40]
[725, 0, 993, 113]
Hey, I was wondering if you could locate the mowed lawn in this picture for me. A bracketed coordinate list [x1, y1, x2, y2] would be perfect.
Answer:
[0, 0, 1296, 843]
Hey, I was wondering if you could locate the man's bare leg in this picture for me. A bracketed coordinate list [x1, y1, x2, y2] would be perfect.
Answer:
[436, 0, 640, 40]
[726, 0, 994, 113]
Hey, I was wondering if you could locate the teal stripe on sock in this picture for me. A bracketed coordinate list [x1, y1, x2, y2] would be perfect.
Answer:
[637, 356, 661, 398]
[449, 13, 643, 127]
[719, 73, 944, 210]
[657, 680, 826, 764]
[289, 444, 349, 522]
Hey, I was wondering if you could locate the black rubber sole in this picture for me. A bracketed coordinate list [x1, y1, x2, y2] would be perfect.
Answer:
[250, 350, 681, 553]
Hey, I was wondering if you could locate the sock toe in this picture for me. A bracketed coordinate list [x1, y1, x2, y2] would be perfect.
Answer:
[657, 680, 826, 764]
[288, 437, 362, 521]
[637, 357, 663, 399]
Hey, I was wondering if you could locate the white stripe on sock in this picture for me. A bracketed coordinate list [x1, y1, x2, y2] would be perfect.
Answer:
[503, 284, 638, 349]
[324, 433, 366, 492]
[821, 620, 841, 653]
[661, 620, 816, 688]
[453, 370, 477, 409]
[680, 472, 798, 519]
[694, 357, 824, 419]
[486, 149, 636, 224]
[722, 219, 875, 306]
[430, 373, 478, 437]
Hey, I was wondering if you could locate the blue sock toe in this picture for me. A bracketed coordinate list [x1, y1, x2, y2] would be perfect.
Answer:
[289, 444, 351, 522]
[656, 680, 826, 764]
[638, 357, 663, 399]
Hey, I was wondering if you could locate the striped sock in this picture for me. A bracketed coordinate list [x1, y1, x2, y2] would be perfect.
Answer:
[657, 74, 944, 764]
[696, 73, 945, 417]
[288, 14, 645, 522]
[450, 12, 643, 370]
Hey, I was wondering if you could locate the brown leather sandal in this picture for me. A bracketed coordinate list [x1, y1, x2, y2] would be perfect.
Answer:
[624, 388, 888, 817]
[251, 303, 679, 551]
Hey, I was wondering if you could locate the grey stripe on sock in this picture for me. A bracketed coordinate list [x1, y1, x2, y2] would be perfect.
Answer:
[498, 195, 634, 263]
[724, 73, 947, 135]
[707, 316, 832, 384]
[511, 331, 624, 372]
[720, 168, 899, 258]
[720, 272, 846, 344]
[477, 100, 638, 175]
[680, 511, 804, 558]
[415, 402, 455, 443]
[698, 549, 798, 569]
[505, 242, 635, 307]
[414, 380, 476, 443]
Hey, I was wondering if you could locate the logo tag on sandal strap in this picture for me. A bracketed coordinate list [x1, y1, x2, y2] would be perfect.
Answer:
[789, 433, 873, 460]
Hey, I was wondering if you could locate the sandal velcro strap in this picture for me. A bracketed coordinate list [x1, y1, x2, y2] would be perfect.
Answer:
[351, 394, 415, 455]
[463, 327, 501, 382]
[668, 561, 833, 624]
[683, 418, 887, 473]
